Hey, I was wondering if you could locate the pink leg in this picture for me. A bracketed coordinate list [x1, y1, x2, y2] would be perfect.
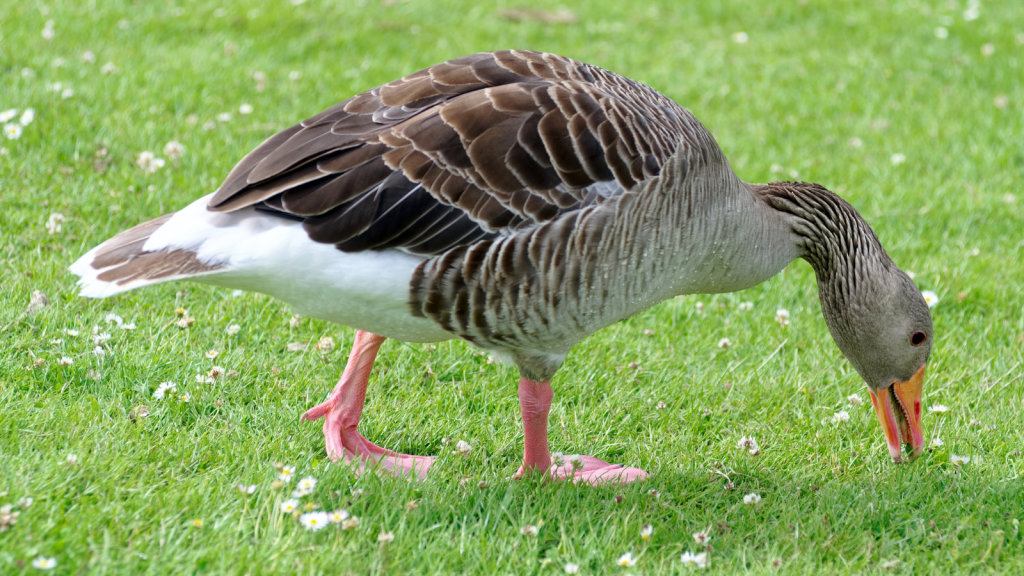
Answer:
[302, 330, 435, 479]
[514, 378, 649, 485]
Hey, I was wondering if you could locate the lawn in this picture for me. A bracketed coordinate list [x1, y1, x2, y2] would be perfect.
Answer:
[2, 0, 1023, 574]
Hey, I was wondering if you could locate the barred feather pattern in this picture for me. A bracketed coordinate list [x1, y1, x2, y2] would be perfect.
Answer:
[207, 50, 722, 255]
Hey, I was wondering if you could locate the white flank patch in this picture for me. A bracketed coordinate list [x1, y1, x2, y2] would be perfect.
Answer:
[73, 193, 452, 342]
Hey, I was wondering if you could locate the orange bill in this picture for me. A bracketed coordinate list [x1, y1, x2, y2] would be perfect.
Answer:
[868, 364, 925, 463]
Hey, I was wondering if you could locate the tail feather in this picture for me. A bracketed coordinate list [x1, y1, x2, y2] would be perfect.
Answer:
[70, 213, 225, 298]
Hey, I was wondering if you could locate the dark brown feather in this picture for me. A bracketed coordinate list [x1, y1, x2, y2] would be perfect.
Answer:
[206, 50, 711, 257]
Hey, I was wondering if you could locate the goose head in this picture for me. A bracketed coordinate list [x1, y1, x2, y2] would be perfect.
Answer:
[760, 181, 934, 463]
[820, 259, 933, 463]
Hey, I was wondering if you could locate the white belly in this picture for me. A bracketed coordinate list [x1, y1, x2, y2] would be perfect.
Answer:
[144, 194, 453, 342]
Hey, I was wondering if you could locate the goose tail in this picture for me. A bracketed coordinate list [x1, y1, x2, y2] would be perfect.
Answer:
[70, 212, 225, 298]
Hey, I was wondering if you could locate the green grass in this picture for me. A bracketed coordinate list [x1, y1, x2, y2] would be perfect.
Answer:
[2, 0, 1024, 573]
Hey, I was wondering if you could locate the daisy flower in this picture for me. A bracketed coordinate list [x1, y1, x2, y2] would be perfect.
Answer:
[929, 404, 949, 413]
[564, 563, 580, 574]
[738, 301, 753, 311]
[205, 350, 218, 359]
[328, 509, 350, 523]
[743, 493, 762, 505]
[279, 465, 295, 482]
[0, 109, 16, 122]
[692, 531, 711, 545]
[58, 357, 73, 366]
[4, 124, 22, 140]
[66, 453, 78, 466]
[20, 109, 34, 125]
[617, 552, 637, 567]
[680, 551, 710, 568]
[217, 112, 232, 122]
[236, 483, 256, 494]
[640, 523, 653, 540]
[153, 381, 176, 400]
[296, 476, 317, 491]
[280, 498, 300, 513]
[32, 557, 57, 570]
[890, 153, 906, 166]
[921, 291, 939, 308]
[731, 32, 748, 44]
[239, 104, 254, 115]
[950, 455, 970, 465]
[930, 438, 944, 448]
[299, 511, 330, 531]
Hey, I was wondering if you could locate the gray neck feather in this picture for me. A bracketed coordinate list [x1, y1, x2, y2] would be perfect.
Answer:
[754, 181, 895, 337]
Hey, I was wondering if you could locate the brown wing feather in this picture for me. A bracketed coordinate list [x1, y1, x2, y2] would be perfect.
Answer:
[207, 50, 721, 256]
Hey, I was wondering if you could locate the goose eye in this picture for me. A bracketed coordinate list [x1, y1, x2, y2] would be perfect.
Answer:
[911, 331, 927, 346]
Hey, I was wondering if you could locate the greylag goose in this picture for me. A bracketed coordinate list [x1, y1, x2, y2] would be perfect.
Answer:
[72, 50, 932, 484]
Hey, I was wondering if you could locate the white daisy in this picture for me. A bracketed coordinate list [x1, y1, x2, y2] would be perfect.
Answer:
[738, 301, 753, 311]
[680, 551, 710, 568]
[299, 511, 330, 531]
[328, 509, 350, 523]
[153, 381, 176, 400]
[921, 291, 939, 308]
[296, 476, 317, 491]
[564, 563, 580, 574]
[640, 523, 653, 540]
[950, 455, 970, 465]
[0, 109, 16, 122]
[239, 104, 253, 115]
[693, 531, 711, 545]
[32, 557, 57, 570]
[930, 438, 944, 448]
[731, 32, 748, 44]
[4, 124, 22, 140]
[929, 404, 949, 413]
[279, 465, 295, 482]
[890, 153, 906, 166]
[280, 498, 300, 513]
[617, 552, 637, 567]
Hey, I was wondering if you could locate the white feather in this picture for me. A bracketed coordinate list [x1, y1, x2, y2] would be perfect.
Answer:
[74, 194, 453, 342]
